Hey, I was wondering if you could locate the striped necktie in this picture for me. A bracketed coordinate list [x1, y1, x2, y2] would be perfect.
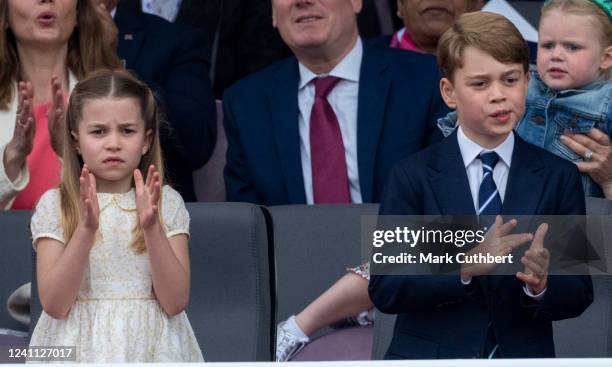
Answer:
[478, 151, 501, 358]
[478, 152, 502, 215]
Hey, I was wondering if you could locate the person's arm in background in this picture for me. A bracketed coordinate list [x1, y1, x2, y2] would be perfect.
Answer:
[145, 26, 217, 173]
[230, 0, 291, 90]
[221, 88, 260, 204]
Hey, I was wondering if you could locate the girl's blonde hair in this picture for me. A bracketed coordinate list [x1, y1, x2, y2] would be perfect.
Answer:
[61, 69, 164, 253]
[542, 0, 612, 79]
[0, 0, 122, 109]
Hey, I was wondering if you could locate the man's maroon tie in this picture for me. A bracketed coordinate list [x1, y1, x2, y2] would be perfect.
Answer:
[310, 76, 350, 203]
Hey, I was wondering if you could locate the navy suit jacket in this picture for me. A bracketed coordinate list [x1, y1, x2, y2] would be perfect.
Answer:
[369, 131, 593, 358]
[115, 4, 216, 202]
[223, 45, 449, 205]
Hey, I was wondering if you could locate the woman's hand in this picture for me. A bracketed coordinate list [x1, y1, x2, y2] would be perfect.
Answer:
[4, 81, 36, 181]
[79, 164, 100, 232]
[561, 128, 612, 199]
[95, 1, 119, 52]
[135, 165, 162, 231]
[46, 77, 65, 157]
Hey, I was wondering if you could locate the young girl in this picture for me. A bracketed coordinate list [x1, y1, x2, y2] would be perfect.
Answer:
[515, 0, 612, 197]
[29, 70, 203, 362]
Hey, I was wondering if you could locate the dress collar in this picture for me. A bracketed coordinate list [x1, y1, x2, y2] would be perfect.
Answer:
[98, 188, 137, 212]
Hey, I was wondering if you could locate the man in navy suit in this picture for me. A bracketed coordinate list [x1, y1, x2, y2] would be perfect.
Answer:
[102, 0, 217, 202]
[369, 12, 592, 359]
[223, 0, 449, 206]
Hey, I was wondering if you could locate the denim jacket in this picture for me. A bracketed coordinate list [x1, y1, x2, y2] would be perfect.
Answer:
[515, 70, 612, 197]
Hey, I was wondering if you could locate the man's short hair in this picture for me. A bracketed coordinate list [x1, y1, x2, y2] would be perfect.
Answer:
[437, 11, 530, 81]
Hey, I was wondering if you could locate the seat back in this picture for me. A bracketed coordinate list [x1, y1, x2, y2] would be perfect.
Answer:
[0, 210, 32, 332]
[187, 202, 273, 361]
[553, 197, 612, 357]
[371, 311, 395, 359]
[267, 204, 379, 340]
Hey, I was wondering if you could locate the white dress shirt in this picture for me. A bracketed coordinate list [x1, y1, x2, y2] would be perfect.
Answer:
[297, 38, 363, 204]
[456, 126, 545, 299]
[456, 126, 513, 213]
[142, 0, 182, 22]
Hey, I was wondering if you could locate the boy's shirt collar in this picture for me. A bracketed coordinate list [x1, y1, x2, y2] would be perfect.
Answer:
[457, 125, 514, 169]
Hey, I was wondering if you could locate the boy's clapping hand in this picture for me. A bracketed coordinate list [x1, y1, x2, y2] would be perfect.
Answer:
[516, 223, 550, 295]
[460, 216, 533, 280]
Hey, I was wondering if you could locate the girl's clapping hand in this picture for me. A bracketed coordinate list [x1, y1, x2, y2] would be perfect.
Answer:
[134, 165, 161, 230]
[79, 164, 100, 231]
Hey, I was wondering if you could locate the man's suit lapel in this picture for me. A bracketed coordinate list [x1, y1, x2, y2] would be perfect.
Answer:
[428, 131, 476, 215]
[114, 5, 147, 69]
[357, 46, 391, 203]
[502, 134, 546, 216]
[268, 59, 307, 203]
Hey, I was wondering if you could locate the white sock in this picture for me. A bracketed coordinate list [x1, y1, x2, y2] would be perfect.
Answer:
[284, 315, 309, 341]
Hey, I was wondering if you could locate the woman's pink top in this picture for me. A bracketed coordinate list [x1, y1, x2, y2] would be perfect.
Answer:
[11, 103, 61, 209]
[389, 28, 425, 53]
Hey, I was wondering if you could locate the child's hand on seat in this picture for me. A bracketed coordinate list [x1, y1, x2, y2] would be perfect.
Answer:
[134, 165, 161, 231]
[516, 223, 550, 295]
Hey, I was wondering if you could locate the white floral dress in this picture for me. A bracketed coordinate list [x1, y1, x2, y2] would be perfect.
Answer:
[29, 186, 204, 362]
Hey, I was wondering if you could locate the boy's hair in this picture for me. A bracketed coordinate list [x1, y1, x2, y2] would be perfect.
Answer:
[60, 69, 165, 254]
[542, 0, 612, 80]
[437, 11, 530, 81]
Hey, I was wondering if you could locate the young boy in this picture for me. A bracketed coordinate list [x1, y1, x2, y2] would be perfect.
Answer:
[369, 12, 593, 359]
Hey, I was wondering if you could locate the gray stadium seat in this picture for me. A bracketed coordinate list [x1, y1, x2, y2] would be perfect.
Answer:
[371, 310, 395, 360]
[267, 204, 379, 360]
[30, 202, 273, 362]
[186, 202, 273, 361]
[0, 210, 32, 333]
[553, 197, 612, 357]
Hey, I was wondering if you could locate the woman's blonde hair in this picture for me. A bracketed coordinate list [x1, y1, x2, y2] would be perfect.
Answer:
[0, 0, 122, 109]
[542, 0, 612, 79]
[61, 69, 164, 253]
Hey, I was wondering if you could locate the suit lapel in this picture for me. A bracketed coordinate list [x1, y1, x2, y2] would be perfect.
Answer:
[357, 46, 391, 203]
[502, 134, 546, 216]
[114, 5, 146, 69]
[268, 59, 306, 203]
[428, 131, 476, 215]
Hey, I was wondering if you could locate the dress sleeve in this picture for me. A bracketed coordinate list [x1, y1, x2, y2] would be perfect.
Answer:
[0, 144, 30, 209]
[30, 189, 65, 250]
[161, 185, 190, 238]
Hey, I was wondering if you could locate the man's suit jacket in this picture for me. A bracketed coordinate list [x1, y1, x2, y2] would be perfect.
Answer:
[115, 3, 217, 201]
[222, 45, 449, 205]
[369, 130, 593, 358]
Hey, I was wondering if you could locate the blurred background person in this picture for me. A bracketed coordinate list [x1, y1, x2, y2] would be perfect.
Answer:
[99, 0, 217, 201]
[126, 0, 292, 98]
[0, 0, 121, 210]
